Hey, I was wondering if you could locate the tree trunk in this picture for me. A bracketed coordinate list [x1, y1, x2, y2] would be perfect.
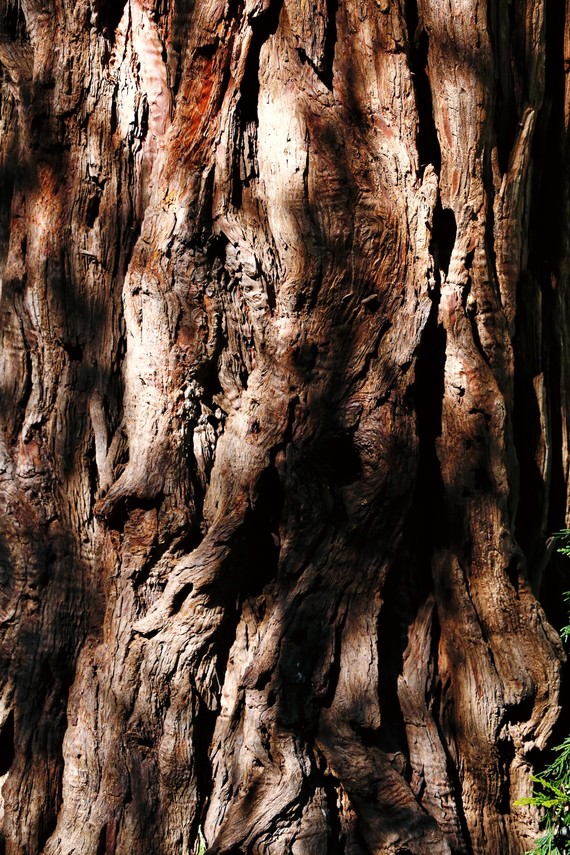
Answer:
[0, 0, 568, 852]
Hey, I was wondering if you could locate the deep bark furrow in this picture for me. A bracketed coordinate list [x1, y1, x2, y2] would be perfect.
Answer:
[405, 0, 441, 176]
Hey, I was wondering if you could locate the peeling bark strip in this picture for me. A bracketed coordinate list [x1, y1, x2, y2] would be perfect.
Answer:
[0, 0, 568, 852]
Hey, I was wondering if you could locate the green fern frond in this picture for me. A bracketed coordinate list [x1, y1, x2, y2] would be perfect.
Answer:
[515, 533, 570, 854]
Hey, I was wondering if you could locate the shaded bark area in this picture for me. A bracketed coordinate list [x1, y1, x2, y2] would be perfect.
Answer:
[0, 0, 568, 853]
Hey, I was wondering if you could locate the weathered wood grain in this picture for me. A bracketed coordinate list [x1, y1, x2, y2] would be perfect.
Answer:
[0, 0, 568, 852]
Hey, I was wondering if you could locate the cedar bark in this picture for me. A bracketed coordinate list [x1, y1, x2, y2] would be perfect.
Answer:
[0, 0, 568, 853]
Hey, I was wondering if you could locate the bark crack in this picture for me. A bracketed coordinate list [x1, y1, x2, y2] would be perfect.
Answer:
[430, 612, 474, 855]
[405, 0, 441, 175]
[411, 290, 446, 548]
[296, 0, 337, 91]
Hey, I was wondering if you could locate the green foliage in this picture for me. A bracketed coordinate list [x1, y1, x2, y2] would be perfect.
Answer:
[553, 530, 570, 643]
[516, 739, 570, 853]
[562, 593, 570, 645]
[554, 530, 570, 559]
[514, 531, 570, 854]
[193, 825, 206, 855]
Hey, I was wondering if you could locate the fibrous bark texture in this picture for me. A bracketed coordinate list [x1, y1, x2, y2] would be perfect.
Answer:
[1, 0, 569, 852]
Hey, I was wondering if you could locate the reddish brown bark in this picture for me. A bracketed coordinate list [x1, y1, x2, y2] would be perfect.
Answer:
[0, 0, 568, 853]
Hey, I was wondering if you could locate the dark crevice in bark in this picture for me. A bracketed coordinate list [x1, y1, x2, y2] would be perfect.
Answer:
[0, 149, 16, 256]
[483, 150, 499, 284]
[192, 457, 282, 617]
[390, 292, 451, 830]
[0, 709, 14, 775]
[117, 209, 142, 284]
[512, 276, 547, 584]
[405, 0, 441, 175]
[254, 459, 285, 544]
[408, 282, 475, 852]
[92, 0, 127, 43]
[528, 0, 565, 284]
[86, 433, 99, 516]
[322, 0, 338, 89]
[37, 804, 60, 854]
[188, 387, 225, 530]
[504, 555, 522, 592]
[99, 492, 165, 533]
[496, 735, 515, 816]
[233, 482, 282, 599]
[390, 280, 457, 825]
[296, 47, 325, 89]
[520, 0, 567, 612]
[314, 431, 362, 487]
[318, 605, 347, 713]
[95, 822, 108, 855]
[377, 564, 418, 761]
[296, 0, 337, 91]
[499, 691, 537, 782]
[488, 0, 519, 174]
[319, 770, 346, 854]
[194, 42, 219, 60]
[431, 203, 457, 276]
[412, 292, 446, 549]
[62, 339, 84, 362]
[240, 1, 283, 126]
[193, 696, 219, 846]
[85, 193, 101, 230]
[431, 614, 474, 855]
[231, 0, 283, 207]
[30, 105, 62, 153]
[540, 0, 567, 560]
[11, 303, 33, 445]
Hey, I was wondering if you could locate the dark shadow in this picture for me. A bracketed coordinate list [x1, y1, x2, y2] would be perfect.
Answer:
[91, 0, 127, 43]
[405, 0, 442, 173]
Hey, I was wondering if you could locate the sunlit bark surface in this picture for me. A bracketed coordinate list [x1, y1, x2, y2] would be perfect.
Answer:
[1, 0, 569, 852]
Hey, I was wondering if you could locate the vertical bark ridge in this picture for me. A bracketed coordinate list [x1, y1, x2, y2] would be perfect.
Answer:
[415, 0, 564, 851]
